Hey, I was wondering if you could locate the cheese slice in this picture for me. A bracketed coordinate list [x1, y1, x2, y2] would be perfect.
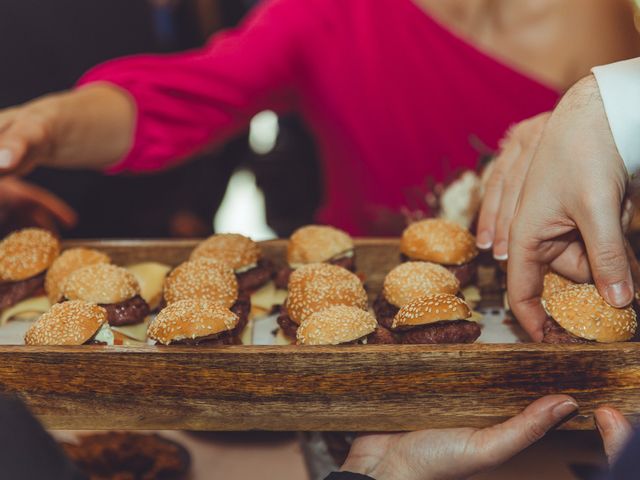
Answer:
[125, 262, 171, 310]
[111, 317, 152, 342]
[250, 281, 287, 312]
[0, 296, 50, 325]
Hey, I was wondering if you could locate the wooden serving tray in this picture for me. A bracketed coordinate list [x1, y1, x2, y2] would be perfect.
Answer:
[1, 239, 639, 431]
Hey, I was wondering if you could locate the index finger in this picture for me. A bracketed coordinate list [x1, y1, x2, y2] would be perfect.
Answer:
[507, 238, 547, 342]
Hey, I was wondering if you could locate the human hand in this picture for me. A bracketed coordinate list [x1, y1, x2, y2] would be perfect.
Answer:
[340, 395, 578, 480]
[508, 75, 633, 341]
[476, 112, 551, 260]
[0, 177, 77, 234]
[0, 85, 134, 174]
[595, 406, 634, 465]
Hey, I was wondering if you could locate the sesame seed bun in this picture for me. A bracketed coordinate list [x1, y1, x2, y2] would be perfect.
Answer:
[400, 219, 477, 265]
[0, 228, 60, 281]
[190, 234, 261, 271]
[383, 262, 460, 308]
[392, 294, 472, 330]
[63, 264, 140, 305]
[148, 299, 239, 345]
[163, 259, 238, 307]
[45, 248, 111, 303]
[543, 284, 637, 342]
[286, 263, 368, 325]
[287, 225, 354, 266]
[25, 301, 108, 345]
[296, 305, 377, 345]
[541, 271, 575, 303]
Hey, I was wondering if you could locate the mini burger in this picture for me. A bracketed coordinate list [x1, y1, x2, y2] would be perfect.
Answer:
[190, 233, 272, 293]
[0, 228, 60, 312]
[374, 262, 460, 329]
[542, 284, 637, 344]
[62, 264, 150, 327]
[400, 219, 478, 286]
[274, 225, 355, 289]
[25, 300, 113, 346]
[163, 259, 250, 340]
[391, 293, 480, 344]
[277, 263, 368, 342]
[541, 271, 575, 303]
[296, 305, 394, 345]
[148, 299, 241, 346]
[45, 248, 111, 303]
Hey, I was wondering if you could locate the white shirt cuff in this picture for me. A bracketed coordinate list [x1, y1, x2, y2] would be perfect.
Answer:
[592, 57, 640, 175]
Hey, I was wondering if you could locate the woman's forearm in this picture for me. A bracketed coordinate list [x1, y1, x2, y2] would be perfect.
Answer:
[0, 84, 135, 173]
[54, 84, 135, 170]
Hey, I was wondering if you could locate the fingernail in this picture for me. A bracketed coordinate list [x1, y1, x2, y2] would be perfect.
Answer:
[0, 149, 13, 169]
[493, 241, 508, 261]
[606, 281, 633, 307]
[476, 230, 493, 249]
[552, 400, 578, 421]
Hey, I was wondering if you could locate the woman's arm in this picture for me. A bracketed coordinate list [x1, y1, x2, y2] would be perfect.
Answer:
[0, 0, 312, 174]
[0, 85, 134, 173]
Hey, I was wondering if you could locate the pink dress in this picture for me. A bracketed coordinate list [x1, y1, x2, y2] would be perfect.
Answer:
[79, 0, 559, 235]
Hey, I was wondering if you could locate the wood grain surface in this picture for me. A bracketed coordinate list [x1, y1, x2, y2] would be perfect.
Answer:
[4, 343, 640, 431]
[0, 239, 631, 431]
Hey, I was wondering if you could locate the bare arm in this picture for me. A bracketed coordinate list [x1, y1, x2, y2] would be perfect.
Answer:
[0, 84, 134, 174]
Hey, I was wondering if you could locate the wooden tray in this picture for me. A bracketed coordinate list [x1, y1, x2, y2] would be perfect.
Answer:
[1, 239, 639, 431]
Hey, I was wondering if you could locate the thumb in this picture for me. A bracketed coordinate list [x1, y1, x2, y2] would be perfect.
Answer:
[595, 407, 634, 465]
[471, 395, 578, 470]
[577, 197, 633, 307]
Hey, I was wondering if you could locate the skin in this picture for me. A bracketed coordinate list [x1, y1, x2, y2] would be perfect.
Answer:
[340, 396, 633, 479]
[503, 75, 633, 340]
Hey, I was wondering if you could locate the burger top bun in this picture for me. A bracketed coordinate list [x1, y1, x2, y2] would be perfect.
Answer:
[296, 305, 377, 345]
[190, 233, 260, 271]
[0, 228, 60, 281]
[63, 264, 140, 305]
[541, 271, 575, 303]
[383, 261, 460, 307]
[287, 225, 353, 266]
[163, 259, 238, 307]
[148, 299, 238, 345]
[392, 293, 471, 330]
[25, 301, 108, 346]
[286, 263, 367, 325]
[400, 219, 477, 265]
[45, 248, 111, 303]
[543, 284, 637, 342]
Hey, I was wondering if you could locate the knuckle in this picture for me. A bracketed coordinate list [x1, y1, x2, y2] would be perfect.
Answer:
[590, 246, 627, 275]
[524, 419, 547, 445]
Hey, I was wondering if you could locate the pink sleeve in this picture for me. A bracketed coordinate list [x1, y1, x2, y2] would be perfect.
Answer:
[78, 0, 309, 173]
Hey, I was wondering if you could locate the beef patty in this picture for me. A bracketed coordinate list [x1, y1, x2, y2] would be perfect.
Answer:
[100, 295, 150, 327]
[542, 317, 593, 344]
[398, 320, 480, 344]
[277, 307, 299, 340]
[373, 294, 399, 329]
[0, 272, 45, 312]
[367, 326, 397, 344]
[236, 259, 273, 293]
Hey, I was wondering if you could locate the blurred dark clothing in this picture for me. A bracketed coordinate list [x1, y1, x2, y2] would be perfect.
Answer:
[0, 0, 242, 237]
[0, 395, 86, 480]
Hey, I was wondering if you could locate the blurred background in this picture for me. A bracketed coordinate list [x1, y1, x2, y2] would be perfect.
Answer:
[0, 0, 322, 240]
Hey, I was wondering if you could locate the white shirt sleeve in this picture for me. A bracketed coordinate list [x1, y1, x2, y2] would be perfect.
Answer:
[591, 57, 640, 175]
